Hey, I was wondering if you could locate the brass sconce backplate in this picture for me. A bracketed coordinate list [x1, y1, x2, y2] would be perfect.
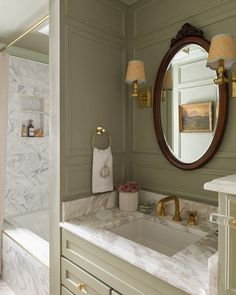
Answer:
[137, 87, 152, 108]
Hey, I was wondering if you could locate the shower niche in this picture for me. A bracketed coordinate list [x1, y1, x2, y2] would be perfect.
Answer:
[20, 95, 45, 137]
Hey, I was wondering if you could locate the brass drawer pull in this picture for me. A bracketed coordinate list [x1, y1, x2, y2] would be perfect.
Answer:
[77, 282, 88, 294]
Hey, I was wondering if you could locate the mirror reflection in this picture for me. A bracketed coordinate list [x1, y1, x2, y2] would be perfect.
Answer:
[160, 44, 219, 163]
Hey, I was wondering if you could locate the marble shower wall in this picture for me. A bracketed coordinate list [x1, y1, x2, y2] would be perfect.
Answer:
[5, 56, 49, 216]
[2, 233, 49, 295]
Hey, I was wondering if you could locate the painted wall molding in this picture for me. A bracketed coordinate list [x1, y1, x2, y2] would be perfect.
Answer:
[64, 26, 127, 157]
[133, 161, 236, 178]
[65, 161, 125, 197]
[133, 0, 233, 39]
[65, 0, 126, 40]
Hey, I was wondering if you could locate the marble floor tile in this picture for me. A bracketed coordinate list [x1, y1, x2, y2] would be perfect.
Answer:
[0, 280, 15, 295]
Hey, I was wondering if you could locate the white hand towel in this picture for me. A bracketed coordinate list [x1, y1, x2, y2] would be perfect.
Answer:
[92, 146, 113, 193]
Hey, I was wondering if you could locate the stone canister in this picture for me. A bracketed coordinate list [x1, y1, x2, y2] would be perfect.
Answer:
[119, 191, 139, 212]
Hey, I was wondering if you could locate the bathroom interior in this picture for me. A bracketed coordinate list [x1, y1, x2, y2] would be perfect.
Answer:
[0, 0, 236, 295]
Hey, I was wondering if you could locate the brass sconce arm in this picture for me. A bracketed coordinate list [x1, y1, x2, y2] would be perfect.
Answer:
[213, 62, 236, 97]
[129, 80, 152, 107]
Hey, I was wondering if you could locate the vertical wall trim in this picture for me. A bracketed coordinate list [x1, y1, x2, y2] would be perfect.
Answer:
[0, 53, 9, 273]
[49, 0, 61, 294]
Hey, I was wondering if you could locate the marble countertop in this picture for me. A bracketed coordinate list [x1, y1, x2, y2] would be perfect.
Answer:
[60, 208, 217, 295]
[204, 174, 236, 195]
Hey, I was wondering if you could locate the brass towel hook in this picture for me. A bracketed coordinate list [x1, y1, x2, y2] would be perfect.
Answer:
[92, 126, 111, 148]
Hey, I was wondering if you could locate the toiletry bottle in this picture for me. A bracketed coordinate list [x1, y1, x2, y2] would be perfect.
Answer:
[22, 125, 28, 137]
[28, 120, 35, 137]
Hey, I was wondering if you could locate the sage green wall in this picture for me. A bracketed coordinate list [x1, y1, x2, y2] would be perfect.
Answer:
[128, 0, 236, 205]
[59, 0, 129, 202]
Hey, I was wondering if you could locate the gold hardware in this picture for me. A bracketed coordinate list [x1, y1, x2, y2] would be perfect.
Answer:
[96, 126, 106, 135]
[137, 87, 152, 108]
[77, 283, 88, 294]
[92, 126, 111, 148]
[214, 60, 236, 98]
[129, 81, 152, 108]
[156, 195, 182, 222]
[233, 218, 236, 228]
[232, 71, 236, 98]
[156, 203, 167, 217]
[0, 15, 49, 52]
[188, 211, 198, 226]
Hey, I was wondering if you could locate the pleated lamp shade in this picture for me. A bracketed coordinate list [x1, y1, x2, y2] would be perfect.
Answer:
[125, 60, 146, 84]
[207, 34, 236, 69]
[163, 69, 173, 90]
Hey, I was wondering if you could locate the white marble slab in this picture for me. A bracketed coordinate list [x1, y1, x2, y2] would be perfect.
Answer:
[3, 221, 49, 268]
[204, 174, 236, 195]
[60, 207, 218, 295]
[5, 56, 49, 216]
[0, 280, 15, 295]
[208, 252, 218, 295]
[62, 191, 118, 221]
[140, 190, 217, 220]
[2, 233, 49, 295]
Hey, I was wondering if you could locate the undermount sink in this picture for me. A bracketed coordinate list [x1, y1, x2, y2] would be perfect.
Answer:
[109, 218, 207, 257]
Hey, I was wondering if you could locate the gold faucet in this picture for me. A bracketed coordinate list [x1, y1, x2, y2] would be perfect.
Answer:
[156, 195, 182, 222]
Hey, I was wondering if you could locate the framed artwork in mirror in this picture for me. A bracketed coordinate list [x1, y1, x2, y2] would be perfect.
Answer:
[179, 102, 212, 133]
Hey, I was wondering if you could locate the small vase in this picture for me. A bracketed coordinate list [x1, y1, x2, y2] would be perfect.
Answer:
[119, 191, 139, 212]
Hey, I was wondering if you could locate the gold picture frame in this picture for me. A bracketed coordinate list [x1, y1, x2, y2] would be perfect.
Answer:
[179, 102, 212, 133]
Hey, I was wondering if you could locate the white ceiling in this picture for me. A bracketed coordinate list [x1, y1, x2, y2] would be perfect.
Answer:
[0, 0, 139, 54]
[0, 0, 49, 54]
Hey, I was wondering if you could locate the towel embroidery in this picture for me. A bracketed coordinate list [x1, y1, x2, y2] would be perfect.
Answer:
[100, 162, 110, 178]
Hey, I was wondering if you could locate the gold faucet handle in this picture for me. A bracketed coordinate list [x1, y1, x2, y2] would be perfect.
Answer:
[187, 211, 198, 225]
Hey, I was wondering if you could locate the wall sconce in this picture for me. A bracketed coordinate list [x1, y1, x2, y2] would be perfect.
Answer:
[125, 60, 152, 108]
[161, 69, 173, 102]
[207, 33, 236, 97]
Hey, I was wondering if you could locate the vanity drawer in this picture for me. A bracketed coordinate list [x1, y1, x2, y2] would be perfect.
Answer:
[62, 286, 74, 295]
[61, 257, 111, 295]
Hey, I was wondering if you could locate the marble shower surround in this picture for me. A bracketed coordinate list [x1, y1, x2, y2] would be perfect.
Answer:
[2, 233, 49, 295]
[0, 280, 15, 295]
[5, 56, 49, 216]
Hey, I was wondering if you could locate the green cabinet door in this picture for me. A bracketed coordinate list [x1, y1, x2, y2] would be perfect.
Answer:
[218, 193, 236, 295]
[205, 175, 236, 295]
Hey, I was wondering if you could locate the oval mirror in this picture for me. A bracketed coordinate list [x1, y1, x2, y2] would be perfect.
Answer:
[153, 24, 228, 170]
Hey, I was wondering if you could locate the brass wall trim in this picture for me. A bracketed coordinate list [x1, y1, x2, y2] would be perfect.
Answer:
[0, 15, 49, 52]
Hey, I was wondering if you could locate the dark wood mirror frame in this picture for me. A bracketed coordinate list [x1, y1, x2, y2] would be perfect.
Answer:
[153, 23, 228, 170]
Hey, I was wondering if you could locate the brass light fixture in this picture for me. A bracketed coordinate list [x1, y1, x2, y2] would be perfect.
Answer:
[161, 69, 173, 102]
[125, 60, 152, 107]
[207, 33, 236, 97]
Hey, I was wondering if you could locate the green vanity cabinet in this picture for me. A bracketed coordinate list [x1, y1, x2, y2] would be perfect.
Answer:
[61, 286, 74, 295]
[218, 193, 236, 295]
[204, 175, 236, 295]
[61, 229, 188, 295]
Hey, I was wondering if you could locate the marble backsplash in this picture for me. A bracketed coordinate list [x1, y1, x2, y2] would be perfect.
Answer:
[139, 190, 217, 221]
[62, 191, 118, 221]
[62, 190, 217, 222]
[5, 56, 49, 216]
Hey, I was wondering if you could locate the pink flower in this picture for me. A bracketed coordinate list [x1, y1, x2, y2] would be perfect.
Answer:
[116, 181, 140, 192]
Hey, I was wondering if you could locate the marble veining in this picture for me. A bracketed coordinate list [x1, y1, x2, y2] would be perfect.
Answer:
[5, 56, 49, 216]
[2, 233, 49, 295]
[0, 280, 15, 295]
[62, 191, 118, 221]
[60, 205, 218, 295]
[208, 252, 218, 295]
